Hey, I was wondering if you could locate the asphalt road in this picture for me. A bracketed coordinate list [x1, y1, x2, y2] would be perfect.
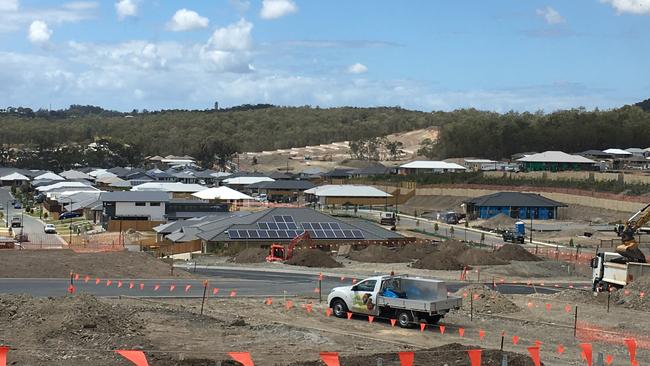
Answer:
[0, 267, 567, 298]
[0, 187, 65, 247]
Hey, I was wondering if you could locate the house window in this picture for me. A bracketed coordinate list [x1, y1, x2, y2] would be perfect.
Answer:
[135, 202, 146, 206]
[150, 202, 161, 206]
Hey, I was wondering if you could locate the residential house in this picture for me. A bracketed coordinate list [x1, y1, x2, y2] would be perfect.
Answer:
[304, 184, 392, 207]
[464, 192, 566, 220]
[398, 161, 468, 174]
[517, 151, 596, 172]
[100, 191, 170, 230]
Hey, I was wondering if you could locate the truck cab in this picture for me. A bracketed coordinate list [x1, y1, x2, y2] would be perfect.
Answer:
[327, 275, 461, 328]
[591, 251, 650, 292]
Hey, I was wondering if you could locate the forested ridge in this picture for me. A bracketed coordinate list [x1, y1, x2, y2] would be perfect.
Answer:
[427, 105, 650, 160]
[1, 102, 650, 169]
[0, 105, 437, 155]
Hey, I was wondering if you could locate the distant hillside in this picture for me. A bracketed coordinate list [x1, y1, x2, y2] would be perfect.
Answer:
[0, 105, 438, 156]
[635, 98, 650, 112]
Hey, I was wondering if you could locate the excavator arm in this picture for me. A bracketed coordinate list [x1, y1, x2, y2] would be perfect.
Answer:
[616, 203, 650, 263]
[286, 231, 313, 259]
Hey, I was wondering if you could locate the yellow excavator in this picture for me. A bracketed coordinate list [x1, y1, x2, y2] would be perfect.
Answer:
[615, 203, 649, 263]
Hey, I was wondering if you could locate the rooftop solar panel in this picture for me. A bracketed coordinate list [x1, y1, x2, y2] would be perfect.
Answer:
[258, 222, 269, 230]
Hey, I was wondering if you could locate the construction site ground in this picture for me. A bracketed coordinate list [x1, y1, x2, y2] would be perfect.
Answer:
[2, 286, 647, 366]
[0, 250, 190, 279]
[237, 127, 438, 173]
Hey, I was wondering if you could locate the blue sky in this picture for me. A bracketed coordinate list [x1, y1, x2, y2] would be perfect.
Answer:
[1, 0, 649, 112]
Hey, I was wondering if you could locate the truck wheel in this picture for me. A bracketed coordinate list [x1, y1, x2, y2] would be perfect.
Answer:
[396, 310, 412, 328]
[426, 315, 442, 324]
[331, 299, 348, 318]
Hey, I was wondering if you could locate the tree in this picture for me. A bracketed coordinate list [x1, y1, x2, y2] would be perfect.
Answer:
[385, 140, 404, 160]
[193, 139, 238, 170]
[417, 138, 437, 159]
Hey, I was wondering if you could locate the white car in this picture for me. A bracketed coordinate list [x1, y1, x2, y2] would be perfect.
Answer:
[44, 224, 57, 234]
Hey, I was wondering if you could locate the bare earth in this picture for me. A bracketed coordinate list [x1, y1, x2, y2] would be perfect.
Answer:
[1, 290, 647, 365]
[0, 250, 191, 279]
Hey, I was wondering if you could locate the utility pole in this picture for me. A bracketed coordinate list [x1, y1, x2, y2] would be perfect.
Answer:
[529, 210, 533, 244]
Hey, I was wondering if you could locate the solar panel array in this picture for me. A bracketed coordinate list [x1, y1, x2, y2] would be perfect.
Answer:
[226, 215, 365, 240]
[228, 229, 304, 239]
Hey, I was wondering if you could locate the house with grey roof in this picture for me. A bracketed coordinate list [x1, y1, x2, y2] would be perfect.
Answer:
[194, 207, 405, 252]
[464, 192, 566, 220]
[100, 191, 170, 227]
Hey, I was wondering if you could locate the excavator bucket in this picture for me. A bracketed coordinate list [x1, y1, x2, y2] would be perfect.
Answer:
[615, 243, 647, 263]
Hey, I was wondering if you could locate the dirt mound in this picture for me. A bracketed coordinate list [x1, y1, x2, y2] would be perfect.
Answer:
[0, 250, 191, 278]
[231, 247, 268, 263]
[550, 289, 607, 305]
[482, 213, 517, 230]
[494, 244, 542, 261]
[437, 240, 468, 252]
[0, 294, 148, 365]
[288, 342, 540, 366]
[348, 245, 409, 263]
[411, 254, 465, 270]
[286, 249, 342, 268]
[457, 247, 509, 266]
[612, 275, 650, 310]
[397, 242, 436, 260]
[454, 285, 520, 314]
[481, 261, 571, 278]
[411, 241, 508, 270]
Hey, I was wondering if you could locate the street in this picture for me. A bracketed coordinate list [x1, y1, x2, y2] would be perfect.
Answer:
[0, 267, 565, 298]
[0, 187, 65, 247]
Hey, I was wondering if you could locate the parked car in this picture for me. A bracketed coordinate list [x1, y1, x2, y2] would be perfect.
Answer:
[59, 212, 81, 220]
[13, 202, 22, 209]
[10, 216, 22, 228]
[44, 224, 57, 234]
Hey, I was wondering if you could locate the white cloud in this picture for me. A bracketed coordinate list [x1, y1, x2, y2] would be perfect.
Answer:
[207, 18, 253, 51]
[0, 0, 18, 11]
[230, 0, 250, 13]
[201, 19, 254, 72]
[0, 2, 95, 32]
[600, 0, 650, 14]
[260, 0, 297, 19]
[167, 9, 209, 31]
[536, 6, 565, 24]
[63, 2, 98, 11]
[347, 62, 368, 74]
[115, 0, 137, 20]
[28, 20, 52, 44]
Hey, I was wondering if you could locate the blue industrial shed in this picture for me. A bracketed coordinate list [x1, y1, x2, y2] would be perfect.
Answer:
[464, 192, 566, 220]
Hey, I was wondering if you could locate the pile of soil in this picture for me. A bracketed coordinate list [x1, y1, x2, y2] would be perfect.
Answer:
[411, 254, 465, 270]
[348, 245, 409, 263]
[0, 250, 191, 278]
[286, 249, 342, 268]
[288, 342, 540, 366]
[481, 213, 517, 230]
[550, 289, 607, 305]
[230, 247, 268, 263]
[0, 294, 148, 365]
[481, 261, 571, 278]
[612, 275, 650, 310]
[411, 241, 508, 270]
[454, 285, 521, 314]
[494, 244, 542, 262]
[396, 242, 436, 260]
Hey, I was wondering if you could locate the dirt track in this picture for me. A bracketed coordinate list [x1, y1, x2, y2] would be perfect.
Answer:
[1, 291, 647, 365]
[0, 250, 191, 278]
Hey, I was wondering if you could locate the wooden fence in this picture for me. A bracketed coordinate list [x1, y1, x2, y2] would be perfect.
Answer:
[107, 220, 165, 232]
[151, 240, 202, 257]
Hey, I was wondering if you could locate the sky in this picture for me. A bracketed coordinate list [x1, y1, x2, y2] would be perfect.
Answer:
[1, 0, 649, 112]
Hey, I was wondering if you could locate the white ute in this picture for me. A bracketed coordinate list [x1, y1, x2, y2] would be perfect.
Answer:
[327, 274, 461, 328]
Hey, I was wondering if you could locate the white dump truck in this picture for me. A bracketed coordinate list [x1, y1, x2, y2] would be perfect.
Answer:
[327, 275, 462, 328]
[591, 251, 650, 292]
